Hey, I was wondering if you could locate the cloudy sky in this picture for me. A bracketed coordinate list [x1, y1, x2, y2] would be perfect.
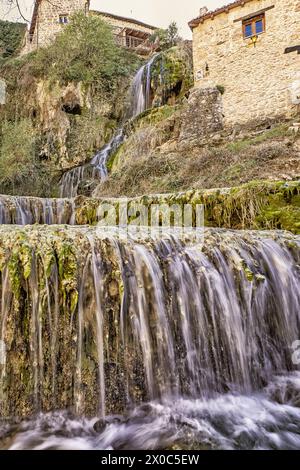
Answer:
[0, 0, 225, 37]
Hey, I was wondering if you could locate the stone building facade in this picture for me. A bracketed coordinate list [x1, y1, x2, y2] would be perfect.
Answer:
[24, 1, 156, 54]
[26, 0, 89, 52]
[189, 0, 300, 127]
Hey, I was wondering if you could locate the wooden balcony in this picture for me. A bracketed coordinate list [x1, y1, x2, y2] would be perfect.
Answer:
[115, 28, 154, 54]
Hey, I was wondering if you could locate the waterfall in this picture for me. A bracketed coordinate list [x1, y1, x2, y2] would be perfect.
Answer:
[59, 129, 125, 199]
[130, 54, 158, 118]
[0, 195, 75, 225]
[0, 226, 300, 429]
[1, 48, 300, 449]
[59, 55, 158, 199]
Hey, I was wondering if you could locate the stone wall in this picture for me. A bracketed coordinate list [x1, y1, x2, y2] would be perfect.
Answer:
[191, 0, 300, 127]
[27, 0, 88, 51]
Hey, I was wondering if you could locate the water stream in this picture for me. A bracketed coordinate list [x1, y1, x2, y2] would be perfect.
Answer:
[59, 56, 158, 199]
[0, 226, 300, 449]
[0, 194, 76, 225]
[0, 50, 300, 451]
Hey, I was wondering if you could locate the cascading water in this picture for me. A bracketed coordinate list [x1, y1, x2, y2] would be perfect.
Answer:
[59, 55, 158, 199]
[59, 128, 125, 199]
[0, 195, 76, 225]
[130, 54, 158, 118]
[0, 226, 300, 449]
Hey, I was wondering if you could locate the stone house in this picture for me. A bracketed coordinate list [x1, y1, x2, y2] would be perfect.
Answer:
[25, 0, 89, 52]
[189, 0, 300, 127]
[90, 11, 157, 53]
[25, 0, 156, 54]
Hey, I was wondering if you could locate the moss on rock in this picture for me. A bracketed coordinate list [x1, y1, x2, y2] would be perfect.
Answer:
[77, 180, 300, 234]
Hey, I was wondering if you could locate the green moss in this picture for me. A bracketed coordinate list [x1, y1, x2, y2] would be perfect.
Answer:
[19, 243, 32, 280]
[31, 12, 140, 91]
[79, 180, 300, 233]
[133, 105, 178, 128]
[107, 143, 125, 173]
[226, 124, 289, 152]
[56, 240, 79, 311]
[258, 205, 300, 234]
[242, 262, 254, 282]
[75, 200, 98, 225]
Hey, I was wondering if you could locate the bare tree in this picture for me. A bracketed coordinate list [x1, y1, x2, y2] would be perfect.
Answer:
[2, 0, 62, 22]
[1, 0, 30, 22]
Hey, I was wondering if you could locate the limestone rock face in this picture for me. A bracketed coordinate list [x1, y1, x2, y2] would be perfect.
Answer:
[149, 44, 193, 108]
[290, 78, 300, 105]
[0, 66, 130, 174]
[179, 87, 223, 146]
[34, 79, 126, 170]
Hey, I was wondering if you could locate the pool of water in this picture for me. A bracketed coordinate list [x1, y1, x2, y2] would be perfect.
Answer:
[1, 373, 300, 450]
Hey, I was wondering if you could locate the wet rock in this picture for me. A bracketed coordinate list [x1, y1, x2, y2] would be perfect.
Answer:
[93, 419, 106, 433]
[77, 180, 97, 197]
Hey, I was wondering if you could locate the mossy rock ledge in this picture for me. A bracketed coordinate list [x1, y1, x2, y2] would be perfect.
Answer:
[75, 180, 300, 234]
[0, 225, 299, 419]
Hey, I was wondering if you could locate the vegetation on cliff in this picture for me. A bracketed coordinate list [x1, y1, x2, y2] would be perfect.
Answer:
[0, 13, 140, 196]
[0, 224, 299, 418]
[96, 107, 300, 199]
[75, 180, 300, 234]
[0, 19, 26, 62]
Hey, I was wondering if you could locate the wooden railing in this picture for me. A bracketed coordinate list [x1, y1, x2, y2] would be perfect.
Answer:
[115, 35, 145, 49]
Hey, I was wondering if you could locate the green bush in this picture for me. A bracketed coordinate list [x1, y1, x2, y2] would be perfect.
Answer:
[216, 85, 225, 95]
[0, 20, 26, 61]
[0, 119, 56, 196]
[149, 22, 181, 50]
[32, 12, 140, 94]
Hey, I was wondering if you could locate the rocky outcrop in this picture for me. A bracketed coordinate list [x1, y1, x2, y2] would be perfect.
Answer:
[178, 87, 223, 146]
[34, 79, 123, 170]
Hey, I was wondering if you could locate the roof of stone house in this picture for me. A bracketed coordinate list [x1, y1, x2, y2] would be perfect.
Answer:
[189, 0, 257, 29]
[92, 11, 157, 31]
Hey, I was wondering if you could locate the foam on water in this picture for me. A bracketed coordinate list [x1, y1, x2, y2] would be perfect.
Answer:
[2, 373, 300, 450]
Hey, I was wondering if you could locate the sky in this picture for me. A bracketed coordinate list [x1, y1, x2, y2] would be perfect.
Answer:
[0, 0, 225, 38]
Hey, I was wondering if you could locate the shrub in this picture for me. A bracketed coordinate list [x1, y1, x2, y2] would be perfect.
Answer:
[150, 22, 181, 50]
[0, 19, 26, 61]
[0, 119, 57, 196]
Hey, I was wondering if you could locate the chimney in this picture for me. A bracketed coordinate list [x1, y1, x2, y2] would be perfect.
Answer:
[199, 6, 208, 17]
